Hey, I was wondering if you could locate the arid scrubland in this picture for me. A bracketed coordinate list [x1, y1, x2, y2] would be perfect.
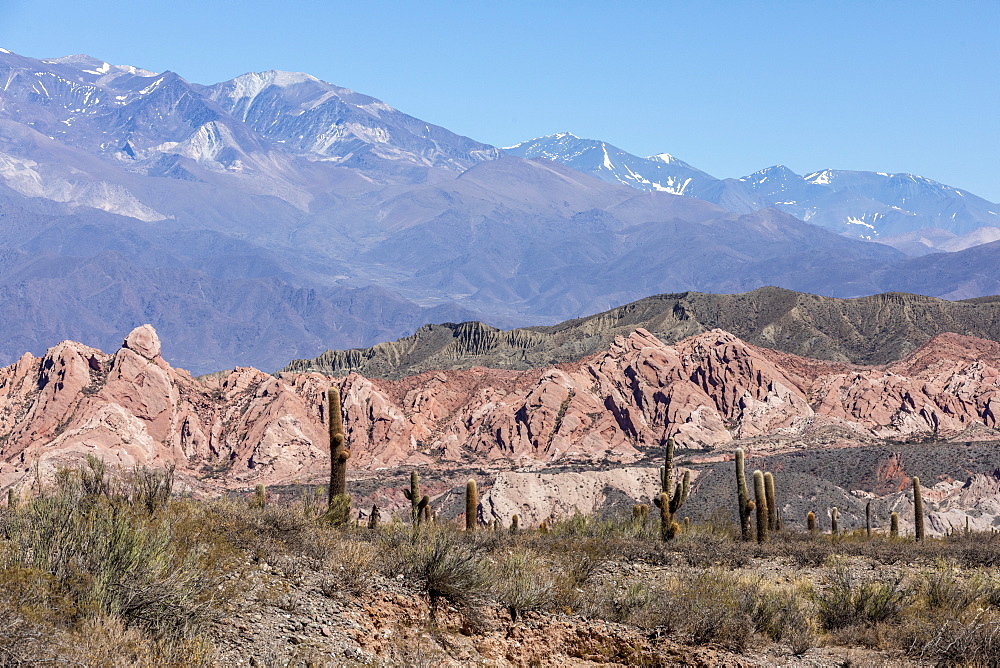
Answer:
[3, 458, 1000, 666]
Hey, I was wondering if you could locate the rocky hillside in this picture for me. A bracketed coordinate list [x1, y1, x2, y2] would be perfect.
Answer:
[3, 324, 1000, 505]
[282, 286, 1000, 378]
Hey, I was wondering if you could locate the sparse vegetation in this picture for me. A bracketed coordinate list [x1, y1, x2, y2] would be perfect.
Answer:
[5, 458, 1000, 664]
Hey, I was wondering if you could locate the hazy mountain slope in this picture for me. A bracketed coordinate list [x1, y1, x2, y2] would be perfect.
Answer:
[0, 189, 484, 372]
[282, 286, 1000, 378]
[878, 241, 1000, 300]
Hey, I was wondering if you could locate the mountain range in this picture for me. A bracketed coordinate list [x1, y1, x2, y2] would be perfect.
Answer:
[1, 48, 998, 374]
[505, 133, 1000, 244]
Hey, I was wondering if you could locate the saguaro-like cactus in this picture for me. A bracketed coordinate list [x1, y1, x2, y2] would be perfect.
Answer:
[252, 483, 267, 509]
[913, 477, 925, 542]
[735, 448, 752, 541]
[753, 470, 768, 544]
[764, 472, 777, 531]
[807, 511, 817, 536]
[511, 514, 519, 534]
[654, 438, 689, 540]
[831, 507, 839, 535]
[865, 500, 872, 537]
[466, 479, 478, 531]
[403, 471, 430, 526]
[368, 504, 381, 530]
[890, 511, 899, 537]
[327, 387, 350, 503]
[660, 438, 690, 512]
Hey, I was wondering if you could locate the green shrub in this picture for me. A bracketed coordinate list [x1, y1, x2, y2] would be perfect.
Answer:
[405, 527, 490, 617]
[494, 547, 557, 619]
[816, 561, 909, 630]
[0, 464, 217, 642]
[922, 558, 983, 612]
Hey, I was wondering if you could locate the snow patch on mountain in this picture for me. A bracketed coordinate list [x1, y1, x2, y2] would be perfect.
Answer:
[0, 151, 166, 221]
[0, 152, 45, 197]
[805, 170, 834, 185]
[169, 121, 244, 167]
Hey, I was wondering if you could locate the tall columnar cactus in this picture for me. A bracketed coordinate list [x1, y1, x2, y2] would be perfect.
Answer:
[368, 504, 381, 530]
[764, 472, 777, 531]
[657, 492, 671, 541]
[890, 511, 899, 537]
[660, 438, 690, 512]
[660, 437, 675, 493]
[753, 470, 768, 544]
[465, 479, 478, 531]
[807, 511, 817, 536]
[913, 477, 925, 542]
[865, 500, 872, 537]
[831, 507, 839, 535]
[654, 438, 689, 540]
[327, 387, 350, 504]
[252, 483, 267, 509]
[403, 471, 430, 527]
[735, 448, 752, 541]
[511, 514, 520, 534]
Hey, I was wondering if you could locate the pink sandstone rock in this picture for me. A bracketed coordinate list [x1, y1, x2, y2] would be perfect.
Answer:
[0, 326, 998, 500]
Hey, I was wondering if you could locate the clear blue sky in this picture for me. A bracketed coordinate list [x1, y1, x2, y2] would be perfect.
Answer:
[2, 0, 998, 200]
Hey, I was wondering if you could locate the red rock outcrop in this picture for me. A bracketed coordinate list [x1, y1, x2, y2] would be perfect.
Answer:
[0, 326, 998, 495]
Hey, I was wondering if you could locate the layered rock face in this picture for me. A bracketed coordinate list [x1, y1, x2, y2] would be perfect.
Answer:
[1, 326, 999, 497]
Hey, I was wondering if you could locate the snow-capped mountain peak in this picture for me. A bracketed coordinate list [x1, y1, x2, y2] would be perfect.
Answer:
[207, 68, 499, 170]
[647, 152, 678, 164]
[41, 53, 157, 79]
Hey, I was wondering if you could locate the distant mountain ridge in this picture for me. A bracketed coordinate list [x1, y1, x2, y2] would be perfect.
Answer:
[0, 48, 999, 374]
[505, 133, 1000, 243]
[280, 286, 1000, 378]
[504, 133, 770, 214]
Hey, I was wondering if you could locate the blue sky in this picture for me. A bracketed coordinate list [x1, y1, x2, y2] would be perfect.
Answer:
[2, 0, 997, 200]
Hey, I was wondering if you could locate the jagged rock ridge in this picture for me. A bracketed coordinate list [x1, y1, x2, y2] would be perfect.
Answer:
[282, 287, 1000, 378]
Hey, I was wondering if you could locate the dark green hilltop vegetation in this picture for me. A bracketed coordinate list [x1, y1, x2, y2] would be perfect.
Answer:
[281, 286, 1000, 379]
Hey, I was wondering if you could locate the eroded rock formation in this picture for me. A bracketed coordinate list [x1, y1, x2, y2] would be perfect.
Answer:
[1, 325, 999, 498]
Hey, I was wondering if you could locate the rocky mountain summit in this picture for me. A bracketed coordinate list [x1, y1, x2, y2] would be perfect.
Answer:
[3, 324, 1000, 535]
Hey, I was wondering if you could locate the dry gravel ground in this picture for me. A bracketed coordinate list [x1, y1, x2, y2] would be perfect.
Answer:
[209, 548, 931, 667]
